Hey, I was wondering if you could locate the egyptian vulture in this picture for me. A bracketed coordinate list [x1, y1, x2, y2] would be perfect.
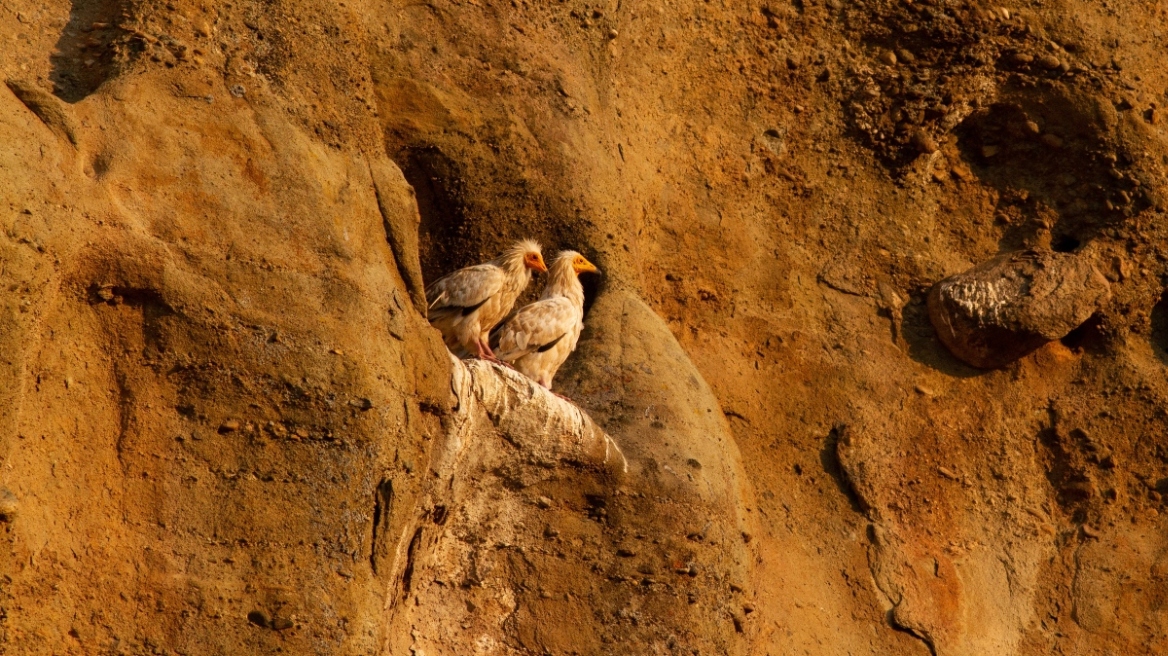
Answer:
[426, 240, 547, 359]
[492, 250, 600, 389]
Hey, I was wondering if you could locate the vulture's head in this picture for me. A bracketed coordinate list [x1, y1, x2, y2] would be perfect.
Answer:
[514, 239, 548, 273]
[557, 251, 601, 276]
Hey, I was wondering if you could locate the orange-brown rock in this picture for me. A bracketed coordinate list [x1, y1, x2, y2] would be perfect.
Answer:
[3, 0, 1168, 654]
[928, 251, 1111, 368]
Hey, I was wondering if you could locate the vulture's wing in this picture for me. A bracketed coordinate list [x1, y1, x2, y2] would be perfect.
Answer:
[493, 297, 577, 361]
[426, 264, 506, 315]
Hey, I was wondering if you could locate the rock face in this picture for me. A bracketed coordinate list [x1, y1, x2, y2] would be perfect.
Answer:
[928, 251, 1111, 368]
[3, 0, 1168, 654]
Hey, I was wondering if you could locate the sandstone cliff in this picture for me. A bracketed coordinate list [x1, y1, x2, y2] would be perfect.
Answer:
[2, 0, 1167, 654]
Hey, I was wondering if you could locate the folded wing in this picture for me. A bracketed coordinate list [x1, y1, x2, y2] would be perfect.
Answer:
[493, 297, 577, 361]
[426, 265, 506, 317]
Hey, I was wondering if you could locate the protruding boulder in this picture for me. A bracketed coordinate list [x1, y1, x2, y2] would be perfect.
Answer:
[928, 250, 1110, 368]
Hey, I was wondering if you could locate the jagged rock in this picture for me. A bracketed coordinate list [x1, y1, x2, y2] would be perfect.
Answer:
[928, 250, 1110, 368]
[398, 292, 755, 656]
[439, 355, 627, 475]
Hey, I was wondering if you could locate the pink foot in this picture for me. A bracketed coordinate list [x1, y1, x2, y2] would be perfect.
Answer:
[473, 340, 501, 363]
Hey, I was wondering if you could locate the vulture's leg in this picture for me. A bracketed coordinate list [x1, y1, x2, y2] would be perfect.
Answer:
[481, 339, 499, 360]
[474, 338, 502, 363]
[480, 336, 516, 368]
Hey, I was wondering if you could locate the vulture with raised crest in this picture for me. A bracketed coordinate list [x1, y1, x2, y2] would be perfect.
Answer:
[425, 240, 547, 360]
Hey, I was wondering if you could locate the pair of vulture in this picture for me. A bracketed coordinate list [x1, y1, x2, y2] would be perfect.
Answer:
[424, 241, 600, 390]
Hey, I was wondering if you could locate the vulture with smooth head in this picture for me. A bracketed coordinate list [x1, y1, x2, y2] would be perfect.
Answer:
[492, 250, 600, 389]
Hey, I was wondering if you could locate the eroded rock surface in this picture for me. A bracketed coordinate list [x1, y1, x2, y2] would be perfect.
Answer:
[3, 0, 1168, 654]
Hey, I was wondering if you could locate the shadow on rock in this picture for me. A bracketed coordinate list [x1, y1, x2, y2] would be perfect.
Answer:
[954, 85, 1149, 250]
[1151, 292, 1168, 366]
[900, 295, 986, 378]
[50, 0, 128, 102]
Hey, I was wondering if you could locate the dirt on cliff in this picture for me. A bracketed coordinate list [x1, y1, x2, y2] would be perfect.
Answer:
[2, 0, 1168, 655]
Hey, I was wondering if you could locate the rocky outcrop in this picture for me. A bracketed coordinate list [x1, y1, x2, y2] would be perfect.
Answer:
[389, 293, 757, 655]
[928, 251, 1111, 368]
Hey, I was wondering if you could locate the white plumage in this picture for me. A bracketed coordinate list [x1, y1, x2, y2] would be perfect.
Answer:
[426, 240, 547, 359]
[493, 250, 600, 389]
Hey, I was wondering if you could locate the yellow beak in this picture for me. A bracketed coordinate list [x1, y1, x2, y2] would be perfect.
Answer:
[575, 258, 601, 275]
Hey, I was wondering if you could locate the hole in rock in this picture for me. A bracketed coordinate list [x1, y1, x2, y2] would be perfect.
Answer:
[1037, 425, 1092, 518]
[819, 426, 866, 514]
[1051, 234, 1082, 253]
[954, 87, 1146, 248]
[400, 146, 474, 286]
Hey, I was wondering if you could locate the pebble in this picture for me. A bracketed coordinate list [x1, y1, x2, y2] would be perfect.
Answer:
[220, 419, 241, 433]
[1081, 524, 1100, 539]
[1038, 54, 1061, 69]
[0, 489, 17, 522]
[911, 128, 938, 154]
[896, 48, 915, 63]
[543, 525, 560, 538]
[608, 29, 619, 39]
[981, 145, 1000, 158]
[270, 616, 293, 631]
[878, 50, 897, 66]
[1024, 120, 1040, 135]
[616, 548, 637, 557]
[938, 466, 958, 480]
[230, 84, 246, 98]
[1041, 133, 1063, 148]
[1011, 52, 1034, 65]
[536, 496, 553, 509]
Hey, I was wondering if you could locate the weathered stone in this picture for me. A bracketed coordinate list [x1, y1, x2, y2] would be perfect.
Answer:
[911, 128, 938, 154]
[928, 250, 1110, 368]
[0, 489, 17, 522]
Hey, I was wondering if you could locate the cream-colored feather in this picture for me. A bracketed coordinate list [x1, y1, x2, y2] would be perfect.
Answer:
[425, 240, 545, 358]
[493, 250, 599, 389]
